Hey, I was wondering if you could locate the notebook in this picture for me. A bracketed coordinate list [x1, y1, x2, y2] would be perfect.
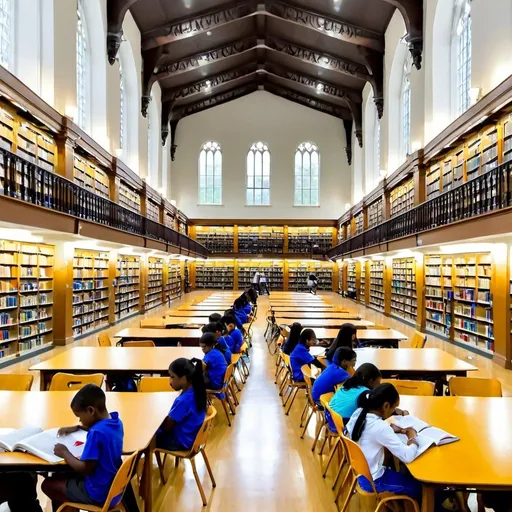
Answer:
[0, 426, 87, 463]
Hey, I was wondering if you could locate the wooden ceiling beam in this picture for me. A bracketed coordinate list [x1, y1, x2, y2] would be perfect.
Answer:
[358, 46, 384, 119]
[106, 0, 142, 64]
[343, 120, 353, 165]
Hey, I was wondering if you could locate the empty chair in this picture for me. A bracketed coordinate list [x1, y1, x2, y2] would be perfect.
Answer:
[381, 379, 435, 396]
[123, 340, 155, 347]
[449, 377, 502, 397]
[49, 373, 104, 391]
[97, 332, 112, 347]
[139, 377, 174, 392]
[409, 330, 427, 348]
[0, 374, 34, 391]
[140, 318, 165, 328]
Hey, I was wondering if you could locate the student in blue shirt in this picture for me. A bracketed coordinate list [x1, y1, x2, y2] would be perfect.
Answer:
[234, 297, 250, 325]
[290, 328, 324, 382]
[311, 347, 357, 404]
[221, 314, 244, 353]
[282, 322, 302, 355]
[202, 322, 232, 364]
[42, 384, 124, 510]
[325, 323, 359, 364]
[200, 332, 228, 390]
[156, 357, 207, 451]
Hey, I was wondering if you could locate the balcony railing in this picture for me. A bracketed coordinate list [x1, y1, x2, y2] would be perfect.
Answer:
[0, 149, 209, 258]
[328, 161, 512, 259]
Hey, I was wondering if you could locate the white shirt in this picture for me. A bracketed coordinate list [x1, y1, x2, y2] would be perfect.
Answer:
[260, 274, 267, 283]
[346, 409, 419, 481]
[252, 272, 260, 284]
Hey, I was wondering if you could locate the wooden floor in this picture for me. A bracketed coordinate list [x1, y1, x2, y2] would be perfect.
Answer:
[2, 291, 506, 511]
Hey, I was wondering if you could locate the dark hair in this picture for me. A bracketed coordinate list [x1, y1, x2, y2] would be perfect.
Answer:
[71, 384, 106, 412]
[202, 322, 223, 335]
[326, 323, 357, 362]
[351, 383, 399, 442]
[224, 308, 235, 317]
[283, 322, 302, 355]
[233, 297, 245, 310]
[299, 328, 316, 345]
[221, 314, 236, 327]
[199, 332, 217, 348]
[237, 292, 249, 306]
[309, 274, 316, 280]
[169, 357, 207, 412]
[333, 346, 357, 366]
[343, 363, 381, 391]
[246, 288, 257, 304]
[208, 313, 222, 323]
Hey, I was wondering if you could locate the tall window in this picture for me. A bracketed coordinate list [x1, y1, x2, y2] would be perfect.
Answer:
[375, 119, 381, 178]
[119, 62, 125, 151]
[456, 0, 472, 114]
[76, 0, 90, 131]
[401, 57, 412, 158]
[246, 142, 270, 205]
[198, 141, 222, 205]
[0, 0, 12, 70]
[294, 142, 319, 206]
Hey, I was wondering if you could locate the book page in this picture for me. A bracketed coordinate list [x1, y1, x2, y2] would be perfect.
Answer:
[0, 426, 42, 452]
[422, 426, 459, 446]
[393, 415, 430, 432]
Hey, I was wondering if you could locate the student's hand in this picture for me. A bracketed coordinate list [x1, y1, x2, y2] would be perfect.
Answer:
[391, 424, 406, 434]
[54, 443, 70, 458]
[395, 408, 409, 416]
[57, 426, 79, 437]
[404, 427, 417, 439]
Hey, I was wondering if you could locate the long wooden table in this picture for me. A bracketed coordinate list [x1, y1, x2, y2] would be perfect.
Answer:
[275, 311, 361, 320]
[178, 305, 238, 312]
[115, 328, 203, 346]
[311, 328, 407, 348]
[0, 391, 178, 512]
[398, 396, 512, 512]
[30, 347, 204, 390]
[270, 306, 345, 313]
[166, 310, 214, 318]
[276, 317, 371, 328]
[269, 302, 332, 308]
[141, 317, 208, 328]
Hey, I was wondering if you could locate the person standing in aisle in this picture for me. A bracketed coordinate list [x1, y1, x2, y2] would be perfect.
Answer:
[307, 273, 318, 294]
[252, 270, 261, 294]
[260, 272, 270, 295]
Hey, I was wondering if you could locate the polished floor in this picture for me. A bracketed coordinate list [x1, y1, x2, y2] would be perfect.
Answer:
[2, 291, 506, 511]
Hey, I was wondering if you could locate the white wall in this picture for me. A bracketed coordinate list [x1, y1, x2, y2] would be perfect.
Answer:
[171, 91, 350, 220]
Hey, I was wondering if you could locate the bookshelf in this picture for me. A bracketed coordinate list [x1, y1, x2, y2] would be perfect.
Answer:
[390, 177, 414, 217]
[441, 157, 454, 193]
[72, 250, 109, 338]
[17, 122, 56, 173]
[426, 164, 441, 199]
[287, 227, 333, 253]
[367, 199, 383, 229]
[73, 155, 110, 199]
[369, 260, 384, 311]
[238, 261, 284, 290]
[164, 211, 176, 229]
[238, 227, 284, 254]
[481, 126, 499, 175]
[346, 222, 352, 239]
[453, 147, 465, 186]
[0, 105, 14, 153]
[466, 137, 481, 181]
[115, 255, 140, 321]
[391, 257, 417, 322]
[119, 181, 141, 213]
[195, 261, 235, 289]
[337, 223, 344, 244]
[354, 213, 364, 236]
[288, 261, 332, 292]
[360, 262, 366, 304]
[146, 257, 163, 311]
[184, 262, 190, 293]
[166, 261, 182, 302]
[503, 114, 512, 163]
[178, 218, 188, 235]
[347, 262, 356, 295]
[146, 199, 160, 223]
[424, 255, 452, 338]
[195, 226, 234, 253]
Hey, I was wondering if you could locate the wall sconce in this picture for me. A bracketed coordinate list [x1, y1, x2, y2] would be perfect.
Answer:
[344, 202, 351, 210]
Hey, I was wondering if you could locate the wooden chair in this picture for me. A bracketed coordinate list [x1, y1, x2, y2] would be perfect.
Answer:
[449, 377, 502, 397]
[339, 436, 420, 512]
[300, 365, 322, 438]
[123, 340, 155, 347]
[49, 373, 104, 391]
[318, 392, 337, 455]
[206, 364, 236, 427]
[0, 374, 34, 391]
[281, 354, 307, 415]
[381, 379, 435, 396]
[97, 332, 112, 347]
[154, 406, 217, 507]
[56, 450, 139, 512]
[140, 318, 164, 328]
[409, 330, 427, 348]
[231, 353, 246, 389]
[139, 377, 174, 392]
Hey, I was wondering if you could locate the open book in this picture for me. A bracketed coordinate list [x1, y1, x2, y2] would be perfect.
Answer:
[0, 426, 87, 463]
[393, 415, 459, 457]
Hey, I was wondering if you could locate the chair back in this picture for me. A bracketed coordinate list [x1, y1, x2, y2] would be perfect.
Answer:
[301, 365, 316, 406]
[220, 364, 235, 391]
[123, 340, 155, 347]
[449, 377, 502, 397]
[325, 403, 345, 436]
[191, 406, 217, 455]
[341, 436, 377, 494]
[381, 379, 435, 396]
[98, 332, 111, 347]
[100, 450, 139, 512]
[0, 374, 34, 391]
[409, 330, 427, 348]
[139, 377, 175, 392]
[316, 355, 328, 368]
[280, 325, 290, 339]
[319, 392, 334, 410]
[49, 373, 104, 391]
[140, 318, 164, 328]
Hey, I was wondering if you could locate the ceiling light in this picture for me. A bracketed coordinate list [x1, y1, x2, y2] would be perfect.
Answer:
[0, 229, 43, 243]
[206, 31, 212, 36]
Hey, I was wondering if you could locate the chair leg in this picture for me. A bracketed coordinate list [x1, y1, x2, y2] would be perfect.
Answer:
[190, 457, 208, 507]
[285, 387, 300, 415]
[219, 397, 232, 427]
[229, 381, 239, 406]
[201, 449, 216, 488]
[339, 477, 356, 512]
[241, 356, 250, 377]
[322, 438, 340, 477]
[334, 468, 352, 503]
[155, 451, 167, 484]
[312, 417, 325, 452]
[226, 388, 237, 414]
[300, 409, 315, 439]
[332, 449, 346, 490]
[174, 455, 180, 468]
[299, 400, 309, 427]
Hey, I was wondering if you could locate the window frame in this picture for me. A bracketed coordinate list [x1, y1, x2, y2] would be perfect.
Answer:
[246, 142, 271, 206]
[0, 0, 13, 71]
[198, 141, 223, 205]
[119, 61, 126, 152]
[400, 56, 412, 159]
[76, 0, 91, 132]
[455, 0, 472, 116]
[294, 141, 320, 207]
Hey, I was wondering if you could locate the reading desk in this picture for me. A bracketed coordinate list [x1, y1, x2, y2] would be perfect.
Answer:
[269, 301, 333, 308]
[275, 318, 373, 329]
[114, 327, 203, 346]
[275, 312, 361, 320]
[311, 328, 407, 348]
[141, 317, 207, 328]
[270, 306, 348, 313]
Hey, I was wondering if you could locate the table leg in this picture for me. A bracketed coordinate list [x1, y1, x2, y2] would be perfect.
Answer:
[421, 484, 436, 512]
[40, 371, 51, 391]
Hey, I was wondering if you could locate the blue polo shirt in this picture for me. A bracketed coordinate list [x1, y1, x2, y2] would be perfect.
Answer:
[243, 303, 252, 315]
[216, 337, 232, 364]
[221, 334, 234, 352]
[167, 388, 206, 450]
[290, 343, 314, 382]
[311, 365, 351, 403]
[329, 385, 369, 420]
[204, 348, 227, 390]
[229, 328, 243, 353]
[81, 412, 124, 503]
[235, 309, 249, 325]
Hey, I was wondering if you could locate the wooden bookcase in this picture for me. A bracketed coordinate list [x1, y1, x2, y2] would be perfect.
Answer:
[481, 126, 499, 175]
[115, 255, 140, 321]
[238, 226, 284, 254]
[424, 255, 452, 338]
[238, 260, 284, 290]
[195, 226, 235, 253]
[195, 261, 235, 289]
[287, 227, 333, 253]
[166, 261, 182, 302]
[367, 199, 383, 229]
[146, 199, 160, 223]
[360, 262, 366, 304]
[288, 261, 332, 292]
[369, 260, 385, 311]
[146, 257, 163, 311]
[354, 213, 364, 236]
[390, 257, 417, 323]
[347, 262, 356, 293]
[426, 164, 441, 199]
[466, 137, 481, 181]
[0, 105, 14, 153]
[390, 178, 414, 217]
[119, 181, 141, 213]
[17, 122, 56, 173]
[72, 250, 109, 338]
[73, 155, 109, 198]
[503, 114, 512, 163]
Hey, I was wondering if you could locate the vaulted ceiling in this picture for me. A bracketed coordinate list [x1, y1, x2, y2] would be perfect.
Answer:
[106, 0, 423, 163]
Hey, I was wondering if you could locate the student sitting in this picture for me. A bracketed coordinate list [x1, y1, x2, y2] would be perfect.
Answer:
[42, 384, 124, 510]
[346, 383, 422, 502]
[221, 314, 243, 353]
[311, 347, 357, 404]
[202, 322, 233, 364]
[156, 357, 207, 451]
[282, 322, 302, 355]
[290, 329, 324, 382]
[325, 323, 360, 364]
[200, 332, 228, 390]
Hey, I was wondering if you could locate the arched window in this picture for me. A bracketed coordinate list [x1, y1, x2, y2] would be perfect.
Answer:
[246, 142, 270, 205]
[455, 0, 471, 115]
[294, 142, 319, 206]
[76, 0, 90, 131]
[0, 0, 13, 70]
[198, 141, 222, 205]
[401, 57, 412, 158]
[119, 61, 125, 151]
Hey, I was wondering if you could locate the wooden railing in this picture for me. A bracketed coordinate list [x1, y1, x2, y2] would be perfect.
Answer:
[328, 161, 512, 258]
[0, 149, 209, 258]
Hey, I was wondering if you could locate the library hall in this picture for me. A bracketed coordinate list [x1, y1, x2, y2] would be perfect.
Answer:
[1, 0, 512, 511]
